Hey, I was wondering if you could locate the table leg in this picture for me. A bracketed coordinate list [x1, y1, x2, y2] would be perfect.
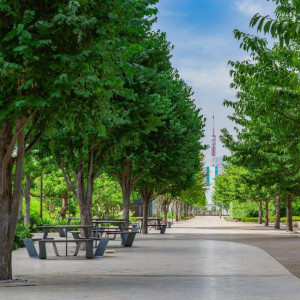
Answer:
[65, 228, 68, 256]
[43, 228, 49, 239]
[94, 224, 98, 248]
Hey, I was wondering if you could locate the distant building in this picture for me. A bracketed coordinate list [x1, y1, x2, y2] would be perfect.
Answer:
[131, 199, 154, 217]
[205, 115, 223, 211]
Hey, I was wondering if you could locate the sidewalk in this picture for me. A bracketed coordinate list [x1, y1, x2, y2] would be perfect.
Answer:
[1, 216, 300, 299]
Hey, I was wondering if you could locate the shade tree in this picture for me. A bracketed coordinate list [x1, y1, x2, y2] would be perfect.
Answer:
[0, 0, 158, 280]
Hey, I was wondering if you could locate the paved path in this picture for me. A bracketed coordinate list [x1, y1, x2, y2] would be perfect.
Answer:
[1, 216, 300, 299]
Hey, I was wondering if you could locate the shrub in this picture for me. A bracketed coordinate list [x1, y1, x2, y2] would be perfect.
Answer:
[13, 222, 33, 250]
[280, 216, 300, 222]
[230, 200, 258, 219]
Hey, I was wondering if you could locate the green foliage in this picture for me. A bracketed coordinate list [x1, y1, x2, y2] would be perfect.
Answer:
[220, 0, 300, 220]
[242, 216, 300, 223]
[180, 160, 207, 207]
[13, 223, 33, 250]
[249, 2, 300, 46]
[179, 216, 195, 221]
[230, 200, 258, 220]
[280, 216, 300, 222]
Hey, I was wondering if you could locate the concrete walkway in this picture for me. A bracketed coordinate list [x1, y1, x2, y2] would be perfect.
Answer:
[1, 216, 300, 299]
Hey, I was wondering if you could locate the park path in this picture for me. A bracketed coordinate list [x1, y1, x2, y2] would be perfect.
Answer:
[1, 216, 300, 299]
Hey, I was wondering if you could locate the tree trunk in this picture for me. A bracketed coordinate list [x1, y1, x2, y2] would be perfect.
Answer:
[184, 202, 188, 217]
[179, 202, 184, 219]
[139, 188, 152, 234]
[264, 199, 269, 227]
[258, 200, 262, 224]
[174, 200, 178, 222]
[105, 204, 110, 219]
[76, 166, 94, 249]
[274, 196, 281, 230]
[60, 194, 67, 219]
[117, 160, 136, 228]
[162, 199, 167, 224]
[68, 196, 71, 218]
[24, 175, 31, 225]
[0, 119, 25, 280]
[156, 202, 160, 218]
[286, 194, 293, 232]
[39, 175, 43, 218]
[18, 194, 23, 220]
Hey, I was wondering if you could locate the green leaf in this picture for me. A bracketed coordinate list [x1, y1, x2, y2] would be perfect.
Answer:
[13, 45, 29, 52]
[270, 22, 278, 37]
[108, 13, 118, 19]
[263, 20, 272, 34]
[15, 100, 28, 107]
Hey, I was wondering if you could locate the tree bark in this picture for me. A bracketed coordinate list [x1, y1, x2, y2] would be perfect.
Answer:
[60, 193, 67, 219]
[139, 187, 152, 234]
[116, 160, 136, 228]
[162, 199, 167, 224]
[274, 196, 281, 230]
[264, 199, 269, 227]
[105, 204, 110, 219]
[184, 202, 188, 217]
[286, 194, 293, 232]
[174, 200, 178, 222]
[39, 175, 43, 218]
[24, 175, 31, 225]
[0, 119, 25, 280]
[18, 194, 23, 220]
[179, 202, 184, 219]
[156, 202, 160, 218]
[258, 200, 262, 224]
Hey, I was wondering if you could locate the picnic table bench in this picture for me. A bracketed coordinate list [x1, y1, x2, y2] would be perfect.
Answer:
[23, 225, 109, 259]
[97, 229, 137, 247]
[137, 217, 167, 234]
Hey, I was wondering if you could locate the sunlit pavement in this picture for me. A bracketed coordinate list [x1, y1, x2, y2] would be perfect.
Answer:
[1, 216, 300, 300]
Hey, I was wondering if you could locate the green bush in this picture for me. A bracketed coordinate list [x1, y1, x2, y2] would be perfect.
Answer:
[179, 216, 195, 221]
[280, 216, 300, 222]
[13, 223, 33, 250]
[230, 200, 258, 219]
[242, 217, 260, 223]
[241, 216, 300, 223]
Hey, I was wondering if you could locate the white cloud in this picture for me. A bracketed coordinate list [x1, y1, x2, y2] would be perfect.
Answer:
[235, 0, 275, 17]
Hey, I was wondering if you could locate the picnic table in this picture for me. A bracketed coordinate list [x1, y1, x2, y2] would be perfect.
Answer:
[23, 225, 108, 259]
[92, 219, 127, 229]
[38, 225, 92, 255]
[137, 217, 166, 234]
[92, 219, 137, 247]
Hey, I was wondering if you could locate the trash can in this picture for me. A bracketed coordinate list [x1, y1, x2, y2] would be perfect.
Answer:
[167, 222, 172, 228]
[160, 225, 167, 234]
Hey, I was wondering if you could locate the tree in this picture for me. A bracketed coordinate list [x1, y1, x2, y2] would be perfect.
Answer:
[250, 0, 300, 46]
[135, 75, 206, 233]
[0, 0, 158, 280]
[106, 31, 176, 227]
[44, 1, 159, 231]
[221, 13, 299, 231]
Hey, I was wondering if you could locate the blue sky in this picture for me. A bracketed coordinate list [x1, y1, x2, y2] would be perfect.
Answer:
[154, 0, 276, 164]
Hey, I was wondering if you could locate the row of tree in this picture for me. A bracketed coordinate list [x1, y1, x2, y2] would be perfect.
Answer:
[0, 1, 206, 280]
[214, 0, 299, 229]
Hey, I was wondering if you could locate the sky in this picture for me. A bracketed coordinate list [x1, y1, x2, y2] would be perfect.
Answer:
[154, 0, 276, 165]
